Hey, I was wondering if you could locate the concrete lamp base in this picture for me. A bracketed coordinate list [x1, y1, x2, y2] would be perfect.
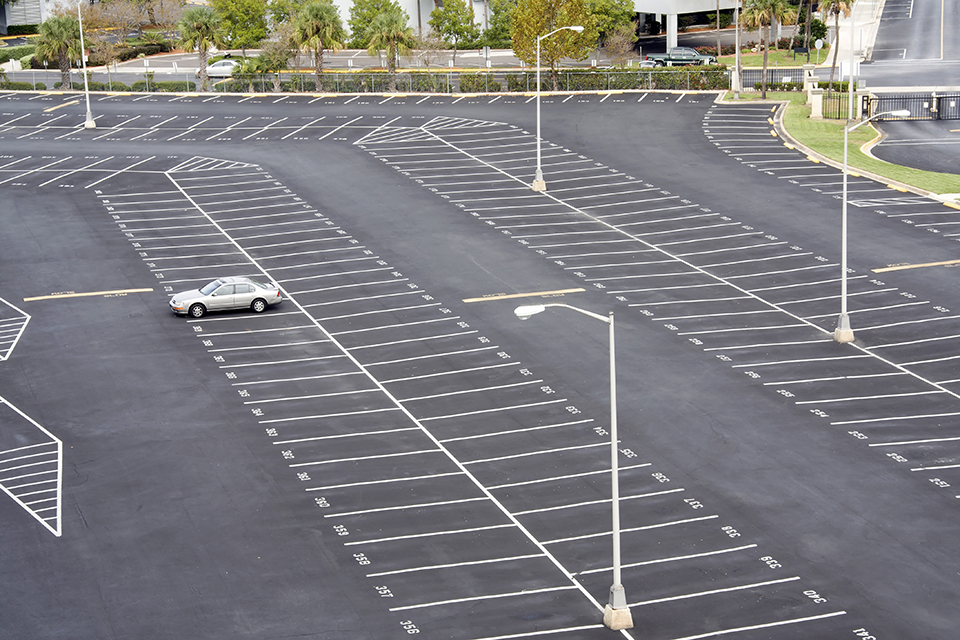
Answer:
[531, 168, 546, 192]
[834, 313, 854, 343]
[603, 604, 634, 630]
[84, 118, 97, 129]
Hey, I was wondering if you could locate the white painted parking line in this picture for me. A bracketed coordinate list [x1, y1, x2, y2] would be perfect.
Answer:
[796, 391, 946, 404]
[260, 406, 401, 424]
[544, 515, 719, 545]
[831, 411, 960, 426]
[578, 543, 758, 574]
[389, 585, 578, 612]
[512, 487, 683, 516]
[464, 442, 607, 466]
[344, 523, 516, 547]
[273, 427, 420, 446]
[418, 398, 568, 422]
[367, 552, 543, 577]
[630, 576, 801, 608]
[731, 355, 870, 368]
[491, 465, 651, 492]
[289, 448, 442, 468]
[439, 418, 593, 443]
[326, 496, 489, 519]
[401, 379, 544, 402]
[305, 471, 464, 492]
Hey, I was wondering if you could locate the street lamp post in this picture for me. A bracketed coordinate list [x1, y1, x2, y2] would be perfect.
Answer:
[834, 107, 909, 343]
[76, 0, 96, 129]
[532, 25, 583, 192]
[514, 303, 634, 631]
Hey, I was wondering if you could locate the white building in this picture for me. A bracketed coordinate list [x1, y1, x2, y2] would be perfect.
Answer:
[636, 0, 741, 50]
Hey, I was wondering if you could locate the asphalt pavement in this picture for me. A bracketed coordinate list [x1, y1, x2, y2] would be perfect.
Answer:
[2, 90, 960, 640]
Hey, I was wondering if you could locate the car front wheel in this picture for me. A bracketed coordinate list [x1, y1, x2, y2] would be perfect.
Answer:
[189, 303, 206, 318]
[251, 298, 267, 313]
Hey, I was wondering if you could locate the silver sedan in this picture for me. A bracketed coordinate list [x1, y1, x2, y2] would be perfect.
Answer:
[169, 277, 282, 318]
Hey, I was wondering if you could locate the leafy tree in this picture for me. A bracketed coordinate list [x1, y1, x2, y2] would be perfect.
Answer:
[145, 0, 186, 44]
[511, 0, 597, 90]
[268, 0, 308, 26]
[209, 0, 267, 55]
[822, 0, 853, 90]
[482, 0, 515, 48]
[293, 1, 346, 90]
[34, 15, 82, 89]
[603, 19, 637, 66]
[428, 0, 478, 65]
[365, 9, 415, 91]
[585, 0, 634, 43]
[177, 6, 225, 90]
[348, 0, 407, 49]
[740, 0, 796, 98]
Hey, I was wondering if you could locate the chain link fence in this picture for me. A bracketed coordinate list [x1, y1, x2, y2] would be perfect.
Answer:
[2, 68, 731, 94]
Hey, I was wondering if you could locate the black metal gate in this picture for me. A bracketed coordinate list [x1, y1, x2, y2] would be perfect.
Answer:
[867, 93, 960, 120]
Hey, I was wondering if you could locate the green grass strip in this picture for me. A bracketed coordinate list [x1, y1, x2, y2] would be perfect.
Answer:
[725, 92, 960, 198]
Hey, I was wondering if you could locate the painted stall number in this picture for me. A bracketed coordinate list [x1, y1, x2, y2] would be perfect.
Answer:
[930, 478, 951, 488]
[297, 472, 311, 481]
[620, 448, 638, 458]
[333, 524, 349, 536]
[375, 585, 394, 598]
[848, 431, 868, 439]
[314, 496, 330, 508]
[265, 428, 278, 437]
[886, 453, 908, 463]
[853, 629, 876, 640]
[353, 553, 371, 566]
[684, 498, 703, 509]
[281, 450, 294, 459]
[238, 389, 250, 397]
[760, 555, 781, 569]
[251, 407, 263, 416]
[803, 589, 827, 603]
[721, 525, 741, 538]
[652, 472, 670, 483]
[400, 621, 421, 634]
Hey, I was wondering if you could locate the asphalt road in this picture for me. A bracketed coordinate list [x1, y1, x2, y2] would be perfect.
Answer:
[2, 90, 960, 640]
[863, 0, 960, 87]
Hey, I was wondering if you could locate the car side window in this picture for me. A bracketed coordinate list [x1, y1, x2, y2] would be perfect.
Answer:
[215, 285, 235, 296]
[237, 284, 254, 294]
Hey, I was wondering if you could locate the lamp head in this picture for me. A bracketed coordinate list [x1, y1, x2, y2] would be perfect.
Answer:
[514, 304, 546, 320]
[889, 109, 910, 117]
[569, 25, 584, 32]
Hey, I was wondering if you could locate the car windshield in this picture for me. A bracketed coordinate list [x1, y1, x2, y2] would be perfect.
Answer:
[200, 280, 222, 295]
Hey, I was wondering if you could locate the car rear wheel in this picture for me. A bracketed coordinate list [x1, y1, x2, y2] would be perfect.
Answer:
[655, 60, 665, 67]
[189, 303, 206, 318]
[251, 298, 267, 313]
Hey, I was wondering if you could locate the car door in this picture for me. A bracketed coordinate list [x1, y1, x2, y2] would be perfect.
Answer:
[233, 283, 256, 309]
[207, 284, 235, 310]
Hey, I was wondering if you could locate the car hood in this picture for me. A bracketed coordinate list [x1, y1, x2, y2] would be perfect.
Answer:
[170, 289, 203, 304]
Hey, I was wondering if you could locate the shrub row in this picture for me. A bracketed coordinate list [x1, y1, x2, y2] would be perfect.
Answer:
[0, 45, 34, 65]
[7, 24, 39, 35]
[0, 81, 44, 90]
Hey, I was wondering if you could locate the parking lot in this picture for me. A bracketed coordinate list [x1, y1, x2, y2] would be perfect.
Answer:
[2, 90, 960, 639]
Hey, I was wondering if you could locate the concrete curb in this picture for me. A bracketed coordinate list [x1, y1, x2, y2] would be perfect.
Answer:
[769, 99, 959, 204]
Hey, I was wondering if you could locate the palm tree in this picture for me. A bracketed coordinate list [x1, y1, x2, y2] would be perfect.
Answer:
[365, 9, 416, 92]
[740, 0, 797, 99]
[823, 0, 853, 91]
[177, 6, 224, 91]
[34, 15, 83, 90]
[293, 2, 346, 91]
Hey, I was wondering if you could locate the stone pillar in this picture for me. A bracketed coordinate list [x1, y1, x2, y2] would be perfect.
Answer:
[806, 75, 819, 104]
[666, 13, 678, 51]
[802, 64, 816, 91]
[810, 87, 824, 118]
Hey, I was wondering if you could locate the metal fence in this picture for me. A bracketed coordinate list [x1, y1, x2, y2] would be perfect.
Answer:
[866, 93, 960, 121]
[1, 68, 731, 94]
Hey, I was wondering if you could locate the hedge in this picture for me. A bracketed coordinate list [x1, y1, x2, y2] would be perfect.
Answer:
[89, 44, 168, 66]
[458, 73, 501, 93]
[0, 81, 41, 90]
[7, 24, 39, 35]
[0, 45, 34, 65]
[130, 80, 196, 92]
